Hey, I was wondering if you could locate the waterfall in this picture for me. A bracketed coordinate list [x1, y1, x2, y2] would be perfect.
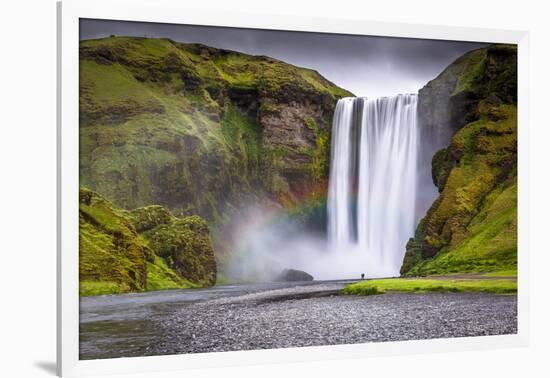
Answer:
[327, 95, 419, 278]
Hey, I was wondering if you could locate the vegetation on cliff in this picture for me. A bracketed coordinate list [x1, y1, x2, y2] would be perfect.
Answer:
[79, 36, 352, 224]
[79, 187, 215, 296]
[401, 44, 517, 276]
[79, 36, 353, 276]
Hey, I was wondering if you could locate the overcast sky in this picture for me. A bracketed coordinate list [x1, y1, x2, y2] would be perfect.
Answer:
[80, 19, 487, 98]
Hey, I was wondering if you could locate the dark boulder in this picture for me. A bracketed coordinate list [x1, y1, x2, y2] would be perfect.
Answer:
[277, 269, 314, 282]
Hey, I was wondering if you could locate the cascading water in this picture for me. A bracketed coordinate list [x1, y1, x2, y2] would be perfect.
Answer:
[327, 94, 419, 278]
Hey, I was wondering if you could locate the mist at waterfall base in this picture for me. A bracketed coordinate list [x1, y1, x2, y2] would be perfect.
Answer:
[225, 94, 431, 282]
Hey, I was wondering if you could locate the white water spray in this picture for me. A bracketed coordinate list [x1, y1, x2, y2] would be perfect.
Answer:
[327, 95, 419, 277]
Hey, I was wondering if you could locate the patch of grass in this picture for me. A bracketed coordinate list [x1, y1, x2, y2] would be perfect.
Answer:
[343, 277, 517, 295]
[483, 269, 517, 277]
[80, 281, 127, 296]
[408, 179, 517, 276]
[80, 60, 158, 104]
[351, 286, 380, 296]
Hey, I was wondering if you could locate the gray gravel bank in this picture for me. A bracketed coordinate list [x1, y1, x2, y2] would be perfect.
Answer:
[79, 281, 517, 359]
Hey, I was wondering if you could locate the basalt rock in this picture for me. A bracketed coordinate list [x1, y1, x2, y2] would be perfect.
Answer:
[277, 269, 314, 282]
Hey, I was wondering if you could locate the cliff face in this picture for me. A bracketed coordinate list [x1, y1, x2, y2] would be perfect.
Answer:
[401, 44, 517, 276]
[418, 44, 516, 137]
[79, 37, 352, 224]
[79, 187, 216, 295]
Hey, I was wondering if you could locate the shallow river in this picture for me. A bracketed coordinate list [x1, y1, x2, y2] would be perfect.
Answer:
[80, 280, 517, 360]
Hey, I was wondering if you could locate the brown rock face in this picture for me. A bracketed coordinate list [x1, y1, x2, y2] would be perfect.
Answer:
[259, 99, 334, 197]
[261, 104, 317, 149]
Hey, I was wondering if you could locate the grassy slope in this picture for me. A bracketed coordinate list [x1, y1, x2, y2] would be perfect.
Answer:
[80, 37, 352, 219]
[343, 277, 517, 295]
[402, 45, 517, 276]
[409, 106, 517, 275]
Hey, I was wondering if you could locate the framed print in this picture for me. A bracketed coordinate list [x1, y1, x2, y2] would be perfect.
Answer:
[57, 0, 529, 376]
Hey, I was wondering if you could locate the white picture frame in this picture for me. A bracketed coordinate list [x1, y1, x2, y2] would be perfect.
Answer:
[57, 0, 530, 376]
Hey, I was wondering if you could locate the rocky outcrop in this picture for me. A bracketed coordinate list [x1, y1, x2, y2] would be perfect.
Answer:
[401, 44, 517, 276]
[79, 187, 216, 295]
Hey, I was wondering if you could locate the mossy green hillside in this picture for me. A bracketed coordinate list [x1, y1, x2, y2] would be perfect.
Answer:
[402, 104, 517, 276]
[79, 187, 216, 296]
[80, 37, 352, 224]
[79, 187, 149, 295]
[402, 44, 517, 276]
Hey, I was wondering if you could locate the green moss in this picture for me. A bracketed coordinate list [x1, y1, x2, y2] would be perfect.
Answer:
[400, 219, 425, 275]
[431, 148, 456, 192]
[80, 60, 157, 105]
[220, 104, 262, 180]
[259, 102, 282, 115]
[210, 52, 353, 100]
[409, 180, 517, 276]
[79, 188, 148, 293]
[404, 45, 517, 278]
[451, 48, 487, 96]
[146, 256, 197, 291]
[304, 116, 317, 131]
[482, 269, 517, 277]
[144, 215, 217, 286]
[129, 205, 175, 232]
[343, 277, 517, 295]
[404, 105, 517, 275]
[79, 187, 216, 295]
[80, 36, 355, 278]
[415, 104, 517, 262]
[310, 128, 330, 181]
[297, 68, 353, 98]
[80, 281, 128, 296]
[80, 36, 350, 226]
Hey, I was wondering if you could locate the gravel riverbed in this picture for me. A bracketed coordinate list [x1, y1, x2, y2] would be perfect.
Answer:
[79, 281, 517, 360]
